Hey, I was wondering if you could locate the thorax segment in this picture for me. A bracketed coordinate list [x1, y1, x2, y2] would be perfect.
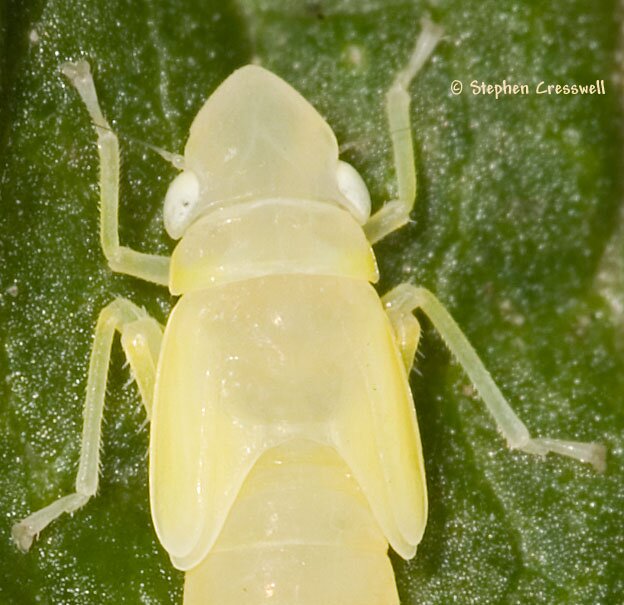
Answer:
[169, 198, 379, 294]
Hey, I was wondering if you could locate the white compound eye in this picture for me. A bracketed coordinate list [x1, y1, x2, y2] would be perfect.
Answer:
[164, 170, 200, 239]
[336, 160, 371, 224]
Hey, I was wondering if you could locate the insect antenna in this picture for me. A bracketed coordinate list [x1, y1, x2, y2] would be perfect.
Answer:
[91, 121, 186, 170]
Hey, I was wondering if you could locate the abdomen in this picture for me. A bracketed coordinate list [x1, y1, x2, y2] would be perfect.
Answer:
[183, 440, 400, 605]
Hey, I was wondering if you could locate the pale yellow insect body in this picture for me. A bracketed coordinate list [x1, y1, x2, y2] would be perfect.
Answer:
[13, 21, 605, 605]
[155, 65, 426, 603]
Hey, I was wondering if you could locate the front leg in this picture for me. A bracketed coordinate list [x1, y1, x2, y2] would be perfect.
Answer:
[62, 61, 170, 285]
[12, 298, 163, 551]
[364, 20, 443, 244]
[383, 283, 607, 472]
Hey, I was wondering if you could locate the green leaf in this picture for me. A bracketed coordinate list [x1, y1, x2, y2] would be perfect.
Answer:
[1, 1, 622, 603]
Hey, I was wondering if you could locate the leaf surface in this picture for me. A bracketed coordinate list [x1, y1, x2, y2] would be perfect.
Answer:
[1, 1, 622, 603]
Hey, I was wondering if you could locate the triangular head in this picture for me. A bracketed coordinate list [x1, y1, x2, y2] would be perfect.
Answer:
[164, 65, 370, 238]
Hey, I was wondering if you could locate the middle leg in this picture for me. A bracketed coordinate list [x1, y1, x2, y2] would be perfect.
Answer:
[383, 283, 607, 472]
[12, 297, 163, 551]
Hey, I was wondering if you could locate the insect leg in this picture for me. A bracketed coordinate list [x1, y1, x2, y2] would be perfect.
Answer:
[385, 303, 422, 372]
[12, 298, 163, 552]
[119, 315, 163, 419]
[382, 284, 607, 472]
[61, 61, 170, 286]
[364, 20, 443, 244]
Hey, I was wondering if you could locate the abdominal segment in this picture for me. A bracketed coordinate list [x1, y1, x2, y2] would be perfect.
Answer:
[183, 440, 399, 605]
